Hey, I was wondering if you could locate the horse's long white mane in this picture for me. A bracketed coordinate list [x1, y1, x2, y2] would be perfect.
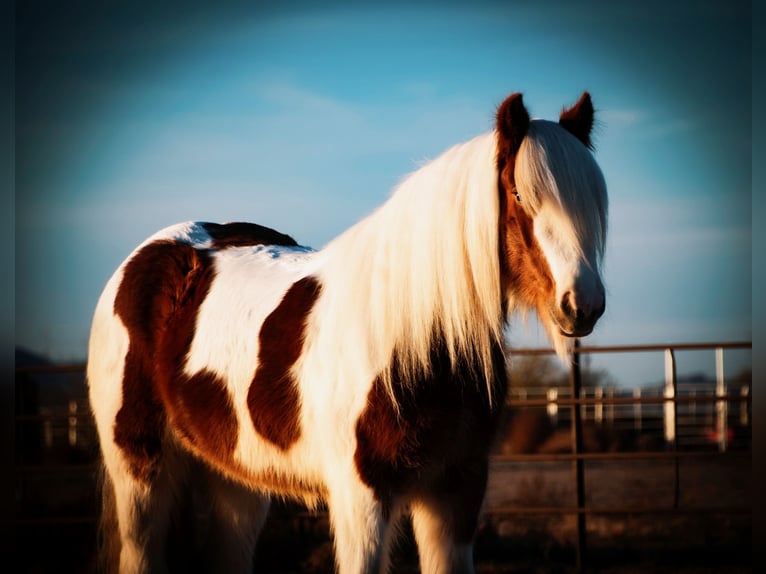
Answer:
[313, 120, 607, 404]
[315, 132, 502, 402]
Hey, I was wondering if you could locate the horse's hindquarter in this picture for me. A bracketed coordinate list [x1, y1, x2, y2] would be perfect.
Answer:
[89, 222, 329, 500]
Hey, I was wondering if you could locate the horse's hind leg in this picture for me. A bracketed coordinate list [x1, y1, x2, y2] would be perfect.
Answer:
[103, 457, 176, 574]
[95, 463, 121, 574]
[95, 430, 194, 574]
[195, 465, 271, 573]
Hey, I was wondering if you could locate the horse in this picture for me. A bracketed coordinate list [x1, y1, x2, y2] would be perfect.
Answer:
[87, 91, 608, 574]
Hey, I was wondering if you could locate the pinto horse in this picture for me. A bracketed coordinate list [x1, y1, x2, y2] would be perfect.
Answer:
[87, 91, 608, 573]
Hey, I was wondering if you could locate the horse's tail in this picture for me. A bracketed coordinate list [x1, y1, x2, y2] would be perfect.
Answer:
[94, 460, 120, 574]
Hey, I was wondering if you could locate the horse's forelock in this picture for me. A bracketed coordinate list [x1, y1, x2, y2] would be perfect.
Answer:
[515, 120, 608, 265]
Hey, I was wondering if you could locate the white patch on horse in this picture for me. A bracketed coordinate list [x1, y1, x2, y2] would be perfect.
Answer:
[184, 244, 320, 474]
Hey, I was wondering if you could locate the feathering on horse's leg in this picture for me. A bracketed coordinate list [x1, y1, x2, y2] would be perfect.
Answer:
[104, 457, 173, 574]
[95, 461, 120, 574]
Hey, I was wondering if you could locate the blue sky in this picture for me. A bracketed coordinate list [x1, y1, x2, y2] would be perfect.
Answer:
[15, 0, 752, 386]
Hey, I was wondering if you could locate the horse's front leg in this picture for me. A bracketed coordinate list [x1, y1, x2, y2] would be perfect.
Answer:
[327, 477, 388, 574]
[410, 461, 489, 574]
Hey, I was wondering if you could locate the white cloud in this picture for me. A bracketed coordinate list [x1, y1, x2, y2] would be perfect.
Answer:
[599, 106, 696, 141]
[599, 107, 642, 127]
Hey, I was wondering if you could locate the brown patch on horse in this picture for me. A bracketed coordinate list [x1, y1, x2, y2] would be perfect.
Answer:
[160, 368, 239, 463]
[113, 239, 238, 482]
[495, 92, 556, 317]
[247, 276, 321, 450]
[354, 339, 508, 540]
[201, 221, 298, 249]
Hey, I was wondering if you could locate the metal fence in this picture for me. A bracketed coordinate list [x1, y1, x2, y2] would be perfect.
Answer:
[498, 340, 751, 571]
[15, 341, 752, 572]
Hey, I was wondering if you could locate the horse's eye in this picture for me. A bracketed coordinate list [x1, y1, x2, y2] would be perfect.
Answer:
[513, 191, 522, 203]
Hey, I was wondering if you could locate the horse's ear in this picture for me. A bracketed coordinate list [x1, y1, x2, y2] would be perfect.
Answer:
[559, 91, 595, 149]
[496, 93, 530, 157]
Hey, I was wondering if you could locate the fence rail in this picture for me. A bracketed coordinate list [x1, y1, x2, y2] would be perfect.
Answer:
[15, 340, 752, 572]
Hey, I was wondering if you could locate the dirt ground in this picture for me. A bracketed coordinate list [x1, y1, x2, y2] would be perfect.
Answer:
[16, 454, 750, 573]
[476, 455, 751, 573]
[248, 455, 751, 573]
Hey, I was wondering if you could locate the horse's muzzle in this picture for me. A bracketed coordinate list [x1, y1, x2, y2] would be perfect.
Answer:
[550, 289, 606, 338]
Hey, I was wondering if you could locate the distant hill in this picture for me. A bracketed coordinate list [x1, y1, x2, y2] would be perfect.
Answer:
[15, 347, 53, 367]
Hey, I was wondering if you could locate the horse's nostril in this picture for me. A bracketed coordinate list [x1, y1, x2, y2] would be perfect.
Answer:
[560, 291, 574, 316]
[561, 291, 604, 325]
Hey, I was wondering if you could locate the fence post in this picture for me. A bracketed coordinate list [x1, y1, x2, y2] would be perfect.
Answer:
[68, 400, 78, 447]
[569, 339, 586, 572]
[546, 387, 559, 426]
[663, 349, 676, 444]
[715, 347, 727, 452]
[740, 385, 750, 426]
[606, 386, 614, 424]
[664, 348, 680, 508]
[594, 387, 603, 424]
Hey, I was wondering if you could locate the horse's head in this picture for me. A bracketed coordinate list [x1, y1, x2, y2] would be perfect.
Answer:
[496, 92, 608, 347]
